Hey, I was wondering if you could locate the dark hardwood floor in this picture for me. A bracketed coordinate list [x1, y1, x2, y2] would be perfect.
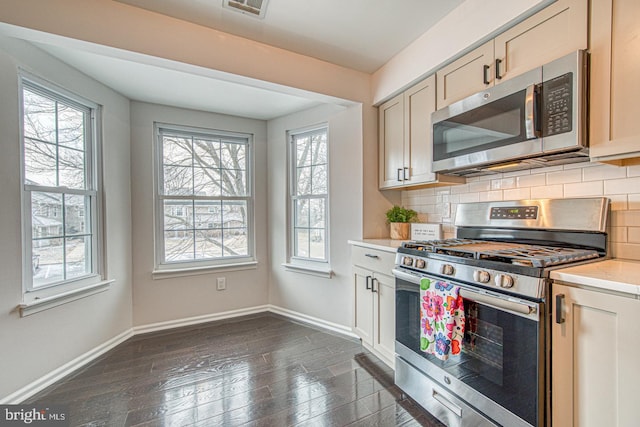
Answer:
[26, 313, 444, 427]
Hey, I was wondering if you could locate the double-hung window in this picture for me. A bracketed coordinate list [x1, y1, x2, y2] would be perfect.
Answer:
[155, 124, 254, 270]
[290, 127, 329, 263]
[20, 77, 102, 296]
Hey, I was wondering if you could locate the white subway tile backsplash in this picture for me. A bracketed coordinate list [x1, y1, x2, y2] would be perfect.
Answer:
[583, 164, 627, 181]
[563, 181, 603, 197]
[400, 163, 640, 261]
[604, 177, 640, 195]
[547, 168, 582, 185]
[530, 184, 563, 199]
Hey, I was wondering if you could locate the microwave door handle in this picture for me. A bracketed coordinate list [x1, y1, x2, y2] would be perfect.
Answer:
[525, 84, 537, 139]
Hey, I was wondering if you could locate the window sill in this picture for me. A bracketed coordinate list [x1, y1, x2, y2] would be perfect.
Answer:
[152, 261, 258, 280]
[19, 279, 114, 317]
[282, 263, 334, 278]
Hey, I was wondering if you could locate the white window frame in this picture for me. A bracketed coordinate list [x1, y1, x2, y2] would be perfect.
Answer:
[153, 123, 255, 274]
[285, 125, 331, 276]
[19, 73, 106, 307]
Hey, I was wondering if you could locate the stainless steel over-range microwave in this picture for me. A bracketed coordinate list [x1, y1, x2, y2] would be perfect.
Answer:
[431, 50, 589, 177]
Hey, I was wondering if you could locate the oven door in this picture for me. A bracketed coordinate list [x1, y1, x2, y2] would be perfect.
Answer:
[431, 68, 541, 174]
[394, 269, 544, 427]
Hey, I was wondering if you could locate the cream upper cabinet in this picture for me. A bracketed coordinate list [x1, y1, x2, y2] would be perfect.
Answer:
[436, 0, 587, 109]
[379, 75, 464, 189]
[436, 41, 494, 109]
[551, 282, 640, 427]
[589, 0, 640, 162]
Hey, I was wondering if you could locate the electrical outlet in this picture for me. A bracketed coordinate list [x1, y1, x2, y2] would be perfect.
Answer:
[216, 277, 226, 291]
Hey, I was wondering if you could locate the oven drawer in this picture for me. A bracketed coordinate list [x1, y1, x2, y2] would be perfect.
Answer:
[351, 245, 396, 274]
[395, 357, 498, 427]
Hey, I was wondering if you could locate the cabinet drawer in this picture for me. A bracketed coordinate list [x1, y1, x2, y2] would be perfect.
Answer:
[351, 245, 396, 274]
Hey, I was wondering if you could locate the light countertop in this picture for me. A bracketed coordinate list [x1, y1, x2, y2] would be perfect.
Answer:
[347, 239, 405, 253]
[550, 259, 640, 297]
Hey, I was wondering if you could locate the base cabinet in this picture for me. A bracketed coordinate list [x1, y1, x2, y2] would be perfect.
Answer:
[551, 283, 640, 427]
[351, 245, 396, 368]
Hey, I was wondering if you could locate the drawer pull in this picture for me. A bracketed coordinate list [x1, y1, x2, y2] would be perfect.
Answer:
[432, 389, 462, 417]
[364, 254, 380, 259]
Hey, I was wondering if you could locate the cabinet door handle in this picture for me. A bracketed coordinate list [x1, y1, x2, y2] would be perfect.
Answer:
[364, 253, 379, 259]
[371, 278, 378, 293]
[366, 275, 372, 290]
[495, 58, 503, 80]
[555, 293, 565, 324]
[483, 64, 490, 85]
[403, 167, 409, 181]
[397, 168, 403, 182]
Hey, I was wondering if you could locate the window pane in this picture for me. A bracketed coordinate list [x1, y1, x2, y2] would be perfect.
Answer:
[24, 139, 57, 186]
[193, 138, 219, 167]
[296, 136, 311, 167]
[309, 230, 326, 259]
[295, 199, 309, 227]
[312, 133, 327, 165]
[312, 164, 327, 195]
[222, 169, 246, 197]
[164, 230, 195, 262]
[23, 89, 56, 143]
[164, 200, 193, 230]
[223, 228, 248, 256]
[195, 230, 222, 259]
[310, 198, 325, 228]
[296, 166, 311, 196]
[163, 165, 193, 195]
[57, 103, 85, 150]
[66, 236, 90, 280]
[32, 192, 63, 239]
[32, 243, 63, 288]
[58, 146, 85, 189]
[163, 136, 192, 166]
[193, 167, 221, 196]
[65, 194, 89, 235]
[221, 142, 246, 170]
[195, 200, 221, 230]
[294, 229, 309, 258]
[222, 201, 247, 229]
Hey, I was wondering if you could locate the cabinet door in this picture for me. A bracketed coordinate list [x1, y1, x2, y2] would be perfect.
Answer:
[589, 0, 640, 161]
[436, 41, 493, 109]
[378, 93, 405, 188]
[551, 283, 640, 427]
[353, 266, 374, 346]
[404, 75, 437, 185]
[494, 0, 587, 82]
[373, 272, 395, 366]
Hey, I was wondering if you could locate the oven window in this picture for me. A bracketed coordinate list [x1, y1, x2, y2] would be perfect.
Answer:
[433, 89, 528, 161]
[396, 278, 540, 426]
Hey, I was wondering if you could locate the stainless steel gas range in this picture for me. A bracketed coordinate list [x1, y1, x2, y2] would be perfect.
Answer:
[392, 198, 609, 427]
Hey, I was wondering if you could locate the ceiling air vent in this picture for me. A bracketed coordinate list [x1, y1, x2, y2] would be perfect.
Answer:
[223, 0, 269, 19]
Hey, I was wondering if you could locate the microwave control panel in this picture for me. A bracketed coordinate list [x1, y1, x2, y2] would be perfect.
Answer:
[542, 72, 573, 137]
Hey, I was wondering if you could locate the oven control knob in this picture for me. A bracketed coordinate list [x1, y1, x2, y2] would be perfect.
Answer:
[495, 274, 515, 288]
[402, 257, 414, 267]
[415, 259, 426, 269]
[473, 270, 491, 283]
[442, 264, 455, 276]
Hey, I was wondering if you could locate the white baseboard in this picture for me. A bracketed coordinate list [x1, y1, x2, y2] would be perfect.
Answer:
[268, 304, 359, 339]
[132, 305, 270, 335]
[2, 304, 357, 404]
[0, 328, 134, 405]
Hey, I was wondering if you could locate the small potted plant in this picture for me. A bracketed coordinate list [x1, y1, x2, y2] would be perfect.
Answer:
[385, 205, 418, 240]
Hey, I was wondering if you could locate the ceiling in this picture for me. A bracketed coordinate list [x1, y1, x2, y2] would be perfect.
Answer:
[5, 0, 466, 120]
[113, 0, 465, 73]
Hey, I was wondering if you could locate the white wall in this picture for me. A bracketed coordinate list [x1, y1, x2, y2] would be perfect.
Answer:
[371, 0, 551, 104]
[401, 163, 640, 261]
[267, 104, 363, 327]
[0, 36, 132, 400]
[130, 102, 269, 326]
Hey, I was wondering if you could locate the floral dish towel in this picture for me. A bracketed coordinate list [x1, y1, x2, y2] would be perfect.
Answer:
[420, 277, 465, 361]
